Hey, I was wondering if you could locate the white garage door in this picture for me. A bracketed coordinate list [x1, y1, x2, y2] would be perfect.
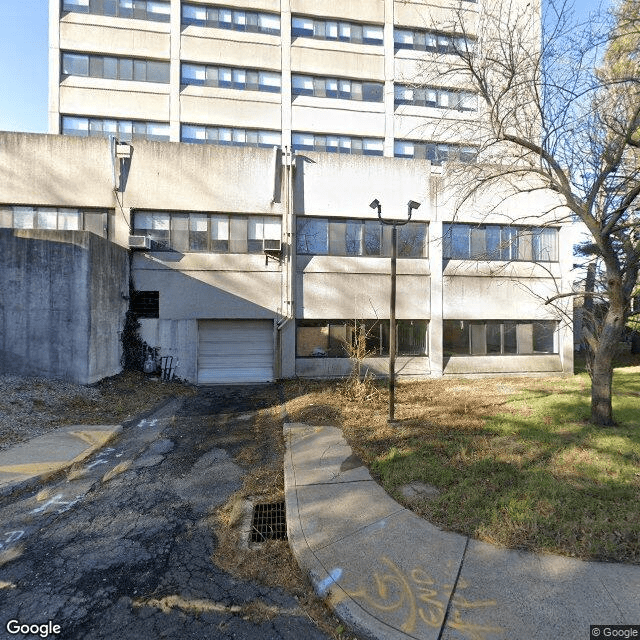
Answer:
[198, 320, 274, 384]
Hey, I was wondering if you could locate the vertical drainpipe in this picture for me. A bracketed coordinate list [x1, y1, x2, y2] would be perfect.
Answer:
[276, 147, 294, 379]
[276, 0, 294, 380]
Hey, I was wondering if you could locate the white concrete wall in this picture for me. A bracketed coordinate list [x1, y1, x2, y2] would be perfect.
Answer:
[0, 133, 115, 208]
[180, 91, 281, 129]
[60, 18, 170, 58]
[294, 152, 432, 217]
[181, 31, 281, 69]
[59, 84, 170, 122]
[291, 0, 385, 22]
[291, 45, 384, 79]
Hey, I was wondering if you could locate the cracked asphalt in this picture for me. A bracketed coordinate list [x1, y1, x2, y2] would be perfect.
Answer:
[0, 385, 332, 640]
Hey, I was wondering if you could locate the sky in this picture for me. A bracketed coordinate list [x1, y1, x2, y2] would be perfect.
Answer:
[0, 0, 611, 135]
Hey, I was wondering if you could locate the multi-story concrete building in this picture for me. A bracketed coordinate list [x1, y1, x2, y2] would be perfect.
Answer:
[49, 0, 481, 163]
[0, 0, 573, 384]
[0, 133, 573, 384]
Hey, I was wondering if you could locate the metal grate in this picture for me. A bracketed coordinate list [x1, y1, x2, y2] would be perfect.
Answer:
[250, 501, 287, 543]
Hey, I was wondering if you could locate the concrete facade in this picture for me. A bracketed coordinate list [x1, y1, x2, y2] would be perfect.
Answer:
[0, 227, 128, 384]
[0, 132, 572, 383]
[48, 0, 533, 161]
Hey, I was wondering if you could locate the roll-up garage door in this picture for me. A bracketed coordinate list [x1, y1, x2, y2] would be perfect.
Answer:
[197, 320, 274, 384]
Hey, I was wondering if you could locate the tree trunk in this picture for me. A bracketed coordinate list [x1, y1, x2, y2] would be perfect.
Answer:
[590, 306, 625, 426]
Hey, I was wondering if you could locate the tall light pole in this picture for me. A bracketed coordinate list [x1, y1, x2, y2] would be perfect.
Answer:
[369, 199, 421, 424]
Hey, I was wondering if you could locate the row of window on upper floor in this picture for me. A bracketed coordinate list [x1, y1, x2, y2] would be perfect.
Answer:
[443, 224, 559, 262]
[297, 219, 559, 263]
[0, 206, 559, 265]
[133, 211, 428, 257]
[60, 53, 478, 113]
[61, 0, 475, 53]
[0, 206, 111, 238]
[134, 211, 280, 253]
[60, 116, 479, 164]
[297, 218, 428, 258]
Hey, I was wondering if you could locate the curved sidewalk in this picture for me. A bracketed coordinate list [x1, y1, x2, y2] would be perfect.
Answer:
[283, 423, 640, 640]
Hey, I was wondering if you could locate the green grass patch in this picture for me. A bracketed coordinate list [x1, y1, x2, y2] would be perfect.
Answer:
[285, 360, 640, 564]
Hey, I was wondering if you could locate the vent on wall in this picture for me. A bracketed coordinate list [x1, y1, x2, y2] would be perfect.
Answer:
[131, 291, 159, 318]
[263, 239, 282, 253]
[129, 235, 152, 250]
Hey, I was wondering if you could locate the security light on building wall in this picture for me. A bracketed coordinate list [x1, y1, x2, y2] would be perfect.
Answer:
[408, 200, 421, 211]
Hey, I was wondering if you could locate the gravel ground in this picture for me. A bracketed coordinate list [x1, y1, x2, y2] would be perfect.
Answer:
[0, 371, 195, 451]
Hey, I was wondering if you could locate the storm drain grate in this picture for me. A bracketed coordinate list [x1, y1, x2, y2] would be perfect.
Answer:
[250, 501, 287, 543]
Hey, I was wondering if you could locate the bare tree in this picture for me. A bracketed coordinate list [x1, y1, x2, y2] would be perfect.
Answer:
[409, 0, 639, 425]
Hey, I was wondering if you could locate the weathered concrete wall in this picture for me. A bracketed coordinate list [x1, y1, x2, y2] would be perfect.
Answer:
[138, 319, 198, 383]
[0, 229, 128, 384]
[295, 356, 431, 378]
[87, 232, 130, 382]
[0, 133, 114, 209]
[294, 152, 431, 219]
[443, 355, 563, 377]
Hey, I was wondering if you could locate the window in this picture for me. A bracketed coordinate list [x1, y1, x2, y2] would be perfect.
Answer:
[397, 223, 427, 257]
[394, 140, 477, 165]
[394, 84, 477, 112]
[63, 0, 170, 21]
[443, 224, 559, 262]
[443, 320, 557, 356]
[297, 218, 427, 257]
[133, 211, 281, 253]
[0, 206, 109, 238]
[61, 53, 88, 76]
[292, 75, 383, 103]
[182, 4, 280, 34]
[394, 26, 474, 54]
[292, 16, 382, 45]
[296, 218, 328, 255]
[61, 52, 169, 83]
[131, 291, 159, 318]
[62, 116, 169, 141]
[292, 132, 383, 156]
[181, 124, 281, 148]
[181, 63, 281, 93]
[296, 320, 428, 357]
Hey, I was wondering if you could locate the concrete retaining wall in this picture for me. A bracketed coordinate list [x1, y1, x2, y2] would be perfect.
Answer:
[0, 229, 128, 384]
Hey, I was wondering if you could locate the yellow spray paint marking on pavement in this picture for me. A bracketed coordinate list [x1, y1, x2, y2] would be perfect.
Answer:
[328, 556, 503, 639]
[0, 462, 68, 475]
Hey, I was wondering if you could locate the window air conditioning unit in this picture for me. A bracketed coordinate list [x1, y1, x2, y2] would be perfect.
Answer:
[129, 235, 152, 250]
[263, 239, 282, 253]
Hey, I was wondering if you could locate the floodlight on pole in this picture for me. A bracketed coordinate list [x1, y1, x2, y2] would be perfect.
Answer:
[372, 198, 421, 424]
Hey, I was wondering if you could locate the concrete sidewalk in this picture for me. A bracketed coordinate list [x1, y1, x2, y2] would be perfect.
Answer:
[284, 423, 640, 640]
[0, 424, 122, 495]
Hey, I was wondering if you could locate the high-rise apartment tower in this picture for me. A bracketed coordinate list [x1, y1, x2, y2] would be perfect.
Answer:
[50, 0, 481, 164]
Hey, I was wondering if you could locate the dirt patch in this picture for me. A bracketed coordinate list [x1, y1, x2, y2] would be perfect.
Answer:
[0, 371, 196, 451]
